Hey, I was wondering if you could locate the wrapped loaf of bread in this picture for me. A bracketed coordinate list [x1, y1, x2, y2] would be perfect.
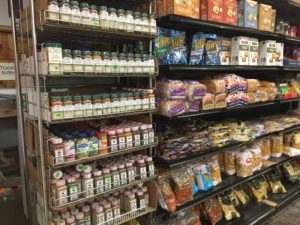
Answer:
[247, 79, 260, 92]
[215, 93, 227, 109]
[185, 101, 201, 112]
[200, 93, 215, 110]
[201, 79, 226, 94]
[184, 81, 207, 101]
[247, 92, 256, 104]
[159, 100, 185, 117]
[157, 79, 186, 100]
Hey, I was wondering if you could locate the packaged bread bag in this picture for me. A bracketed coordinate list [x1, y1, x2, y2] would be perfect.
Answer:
[236, 149, 253, 177]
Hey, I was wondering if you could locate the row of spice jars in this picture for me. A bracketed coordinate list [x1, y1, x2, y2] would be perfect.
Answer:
[47, 0, 157, 35]
[60, 50, 156, 74]
[51, 183, 150, 225]
[49, 122, 155, 164]
[52, 155, 155, 205]
[49, 89, 156, 121]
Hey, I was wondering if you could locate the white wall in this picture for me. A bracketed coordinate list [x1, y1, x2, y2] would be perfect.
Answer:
[0, 0, 12, 26]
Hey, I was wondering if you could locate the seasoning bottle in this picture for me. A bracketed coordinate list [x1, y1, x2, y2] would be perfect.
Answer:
[55, 219, 66, 225]
[76, 133, 89, 159]
[82, 173, 94, 198]
[73, 172, 82, 197]
[50, 96, 63, 120]
[103, 203, 113, 224]
[62, 95, 73, 119]
[61, 211, 70, 221]
[70, 208, 79, 216]
[132, 126, 141, 147]
[134, 54, 142, 73]
[149, 14, 157, 35]
[62, 49, 73, 74]
[66, 215, 76, 225]
[142, 54, 150, 73]
[148, 89, 156, 109]
[126, 92, 134, 112]
[136, 190, 146, 211]
[93, 206, 105, 225]
[59, 0, 71, 23]
[111, 200, 121, 218]
[142, 186, 149, 207]
[108, 8, 118, 30]
[110, 52, 119, 74]
[67, 177, 78, 201]
[51, 137, 64, 165]
[110, 166, 120, 188]
[94, 170, 104, 194]
[147, 124, 155, 144]
[72, 95, 83, 117]
[102, 93, 111, 115]
[92, 51, 103, 74]
[141, 13, 149, 33]
[75, 212, 85, 225]
[116, 128, 126, 150]
[70, 0, 81, 24]
[55, 180, 68, 205]
[118, 53, 126, 74]
[88, 132, 99, 157]
[117, 9, 125, 31]
[141, 92, 150, 110]
[90, 5, 99, 27]
[91, 202, 100, 210]
[92, 94, 102, 116]
[141, 124, 149, 145]
[72, 50, 84, 73]
[124, 127, 133, 148]
[137, 159, 147, 179]
[118, 93, 127, 112]
[125, 10, 134, 32]
[82, 205, 91, 225]
[83, 95, 93, 117]
[149, 54, 155, 74]
[80, 2, 91, 26]
[110, 93, 119, 114]
[146, 157, 155, 177]
[102, 52, 112, 73]
[126, 162, 135, 182]
[102, 168, 112, 191]
[118, 164, 127, 185]
[99, 6, 109, 29]
[134, 12, 142, 33]
[97, 132, 108, 154]
[108, 130, 118, 152]
[125, 193, 137, 212]
[126, 53, 134, 73]
[133, 92, 142, 111]
[83, 50, 94, 73]
[47, 0, 59, 21]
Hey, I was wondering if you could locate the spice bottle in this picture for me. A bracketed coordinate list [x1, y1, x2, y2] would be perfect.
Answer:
[102, 93, 111, 115]
[82, 173, 94, 198]
[117, 9, 126, 31]
[55, 219, 66, 225]
[70, 208, 79, 216]
[111, 199, 121, 218]
[103, 168, 112, 191]
[73, 95, 83, 117]
[47, 0, 59, 21]
[126, 92, 134, 111]
[111, 52, 119, 74]
[118, 93, 127, 112]
[73, 172, 82, 197]
[99, 6, 109, 29]
[132, 126, 141, 147]
[142, 54, 150, 73]
[141, 124, 149, 145]
[149, 54, 155, 74]
[92, 51, 103, 73]
[125, 127, 133, 148]
[62, 95, 73, 118]
[82, 94, 93, 117]
[55, 180, 68, 205]
[142, 186, 149, 207]
[94, 170, 104, 194]
[134, 12, 142, 33]
[80, 2, 91, 26]
[110, 166, 120, 188]
[90, 5, 99, 27]
[108, 130, 118, 152]
[102, 52, 112, 73]
[51, 137, 64, 165]
[116, 128, 126, 150]
[137, 159, 147, 179]
[93, 206, 105, 225]
[134, 92, 142, 110]
[83, 50, 94, 73]
[125, 10, 134, 32]
[92, 94, 102, 116]
[126, 53, 134, 73]
[70, 0, 81, 24]
[88, 132, 99, 157]
[67, 177, 78, 201]
[136, 190, 146, 210]
[149, 14, 157, 35]
[146, 157, 155, 177]
[75, 212, 85, 225]
[147, 124, 155, 144]
[66, 215, 76, 225]
[118, 164, 127, 185]
[76, 133, 89, 159]
[62, 49, 73, 74]
[50, 96, 63, 120]
[108, 8, 118, 30]
[72, 50, 84, 73]
[61, 211, 70, 221]
[141, 92, 150, 110]
[148, 89, 156, 109]
[134, 54, 142, 73]
[97, 132, 108, 154]
[125, 193, 137, 212]
[110, 93, 119, 114]
[126, 162, 135, 182]
[103, 203, 113, 224]
[141, 13, 149, 33]
[59, 0, 71, 23]
[82, 205, 91, 225]
[118, 53, 126, 74]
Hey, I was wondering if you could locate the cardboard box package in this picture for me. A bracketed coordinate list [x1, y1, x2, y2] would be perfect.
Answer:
[231, 36, 250, 65]
[259, 40, 277, 66]
[270, 9, 277, 32]
[220, 38, 231, 65]
[249, 38, 259, 65]
[156, 0, 166, 17]
[201, 0, 224, 23]
[167, 0, 200, 19]
[258, 3, 273, 31]
[223, 0, 237, 25]
[237, 0, 258, 29]
[275, 43, 284, 66]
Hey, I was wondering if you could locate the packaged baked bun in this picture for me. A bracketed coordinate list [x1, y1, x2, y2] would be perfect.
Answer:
[249, 144, 262, 172]
[201, 79, 226, 94]
[271, 135, 283, 158]
[247, 79, 260, 92]
[184, 80, 207, 101]
[236, 149, 253, 177]
[156, 79, 186, 100]
[224, 151, 237, 175]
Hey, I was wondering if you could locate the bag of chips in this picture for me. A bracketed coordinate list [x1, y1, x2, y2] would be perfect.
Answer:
[233, 186, 250, 205]
[207, 156, 222, 186]
[217, 195, 241, 221]
[194, 163, 214, 191]
[202, 198, 223, 225]
[224, 151, 236, 175]
[158, 179, 176, 212]
[190, 32, 206, 65]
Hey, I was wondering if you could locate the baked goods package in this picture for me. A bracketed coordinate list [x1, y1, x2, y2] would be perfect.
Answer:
[158, 100, 186, 117]
[157, 79, 186, 100]
[249, 38, 259, 65]
[194, 163, 214, 191]
[184, 81, 207, 101]
[204, 34, 222, 65]
[157, 179, 177, 212]
[201, 0, 224, 23]
[270, 135, 283, 158]
[258, 139, 271, 160]
[207, 156, 222, 186]
[188, 130, 212, 152]
[247, 91, 256, 104]
[215, 93, 227, 109]
[184, 101, 201, 113]
[224, 151, 236, 175]
[200, 93, 215, 110]
[282, 162, 300, 184]
[247, 79, 260, 92]
[224, 190, 240, 207]
[236, 149, 253, 177]
[218, 195, 241, 221]
[291, 132, 300, 149]
[201, 79, 226, 94]
[202, 198, 223, 225]
[158, 136, 191, 160]
[237, 0, 258, 29]
[249, 144, 262, 172]
[171, 167, 193, 206]
[255, 89, 269, 102]
[218, 152, 225, 172]
[231, 36, 250, 65]
[190, 32, 206, 65]
[223, 0, 237, 25]
[233, 186, 250, 205]
[258, 4, 273, 32]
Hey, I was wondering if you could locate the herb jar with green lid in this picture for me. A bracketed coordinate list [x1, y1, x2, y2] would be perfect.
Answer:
[110, 52, 119, 74]
[134, 54, 142, 73]
[59, 0, 71, 23]
[108, 8, 118, 30]
[142, 54, 150, 73]
[118, 53, 126, 73]
[119, 93, 127, 112]
[73, 95, 83, 117]
[47, 0, 59, 21]
[102, 52, 112, 73]
[70, 1, 81, 24]
[126, 53, 134, 73]
[82, 94, 93, 116]
[99, 6, 109, 29]
[83, 50, 94, 73]
[110, 93, 119, 114]
[125, 10, 134, 32]
[92, 94, 102, 116]
[134, 12, 142, 33]
[141, 13, 149, 33]
[62, 49, 73, 74]
[72, 50, 83, 73]
[92, 51, 103, 73]
[80, 2, 90, 26]
[102, 93, 111, 115]
[90, 5, 99, 27]
[149, 14, 157, 35]
[126, 92, 135, 111]
[62, 95, 73, 118]
[117, 9, 126, 31]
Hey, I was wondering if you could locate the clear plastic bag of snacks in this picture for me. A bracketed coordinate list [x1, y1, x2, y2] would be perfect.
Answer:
[271, 135, 283, 158]
[217, 195, 241, 221]
[258, 139, 271, 160]
[233, 186, 250, 205]
[224, 151, 236, 175]
[236, 149, 253, 177]
[249, 144, 262, 172]
[207, 156, 222, 186]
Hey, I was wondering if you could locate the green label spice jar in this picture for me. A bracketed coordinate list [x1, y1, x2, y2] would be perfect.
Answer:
[80, 2, 91, 26]
[67, 177, 78, 201]
[48, 0, 59, 21]
[110, 52, 119, 73]
[75, 212, 85, 225]
[59, 0, 71, 23]
[92, 51, 103, 73]
[55, 180, 68, 205]
[90, 5, 99, 27]
[70, 1, 81, 24]
[82, 205, 91, 225]
[76, 133, 89, 159]
[102, 168, 112, 191]
[110, 165, 120, 188]
[94, 170, 104, 194]
[82, 173, 94, 198]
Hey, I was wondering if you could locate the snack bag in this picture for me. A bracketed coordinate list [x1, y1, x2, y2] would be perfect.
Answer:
[190, 32, 206, 65]
[258, 139, 271, 160]
[248, 178, 268, 202]
[224, 151, 236, 175]
[218, 195, 241, 221]
[233, 186, 250, 205]
[155, 28, 171, 65]
[194, 163, 214, 191]
[236, 149, 253, 177]
[202, 198, 223, 225]
[266, 172, 287, 194]
[169, 30, 187, 64]
[249, 144, 262, 172]
[184, 80, 207, 101]
[270, 135, 283, 158]
[204, 34, 222, 65]
[224, 190, 240, 206]
[207, 156, 222, 186]
[158, 179, 177, 212]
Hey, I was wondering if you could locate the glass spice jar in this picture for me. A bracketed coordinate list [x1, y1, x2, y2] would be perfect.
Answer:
[126, 53, 134, 73]
[117, 9, 126, 31]
[99, 6, 109, 29]
[62, 49, 73, 74]
[92, 51, 103, 73]
[108, 8, 118, 30]
[72, 50, 83, 73]
[108, 129, 118, 152]
[142, 186, 149, 207]
[142, 54, 150, 73]
[75, 212, 85, 225]
[93, 206, 105, 225]
[125, 193, 137, 212]
[146, 157, 155, 177]
[80, 2, 91, 26]
[82, 94, 93, 117]
[125, 10, 134, 32]
[118, 93, 127, 112]
[133, 92, 142, 111]
[149, 14, 157, 35]
[83, 50, 94, 73]
[67, 177, 78, 202]
[59, 0, 71, 23]
[110, 166, 120, 188]
[111, 199, 121, 218]
[70, 0, 81, 24]
[102, 168, 112, 191]
[82, 205, 91, 225]
[125, 127, 133, 148]
[92, 94, 102, 116]
[94, 170, 104, 194]
[76, 133, 89, 159]
[90, 5, 99, 27]
[118, 164, 127, 185]
[137, 159, 147, 179]
[134, 12, 142, 33]
[63, 134, 76, 161]
[136, 190, 146, 211]
[66, 215, 76, 225]
[103, 203, 113, 224]
[50, 96, 63, 120]
[51, 137, 64, 165]
[147, 124, 155, 144]
[118, 53, 126, 74]
[109, 93, 117, 114]
[102, 93, 111, 115]
[126, 162, 135, 183]
[47, 0, 59, 21]
[102, 52, 112, 74]
[132, 126, 141, 147]
[141, 13, 149, 33]
[73, 95, 83, 117]
[110, 52, 119, 74]
[140, 124, 149, 145]
[126, 92, 135, 112]
[134, 54, 142, 73]
[116, 128, 126, 150]
[147, 89, 156, 109]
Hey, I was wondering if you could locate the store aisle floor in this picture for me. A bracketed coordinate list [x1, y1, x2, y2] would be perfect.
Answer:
[263, 197, 300, 225]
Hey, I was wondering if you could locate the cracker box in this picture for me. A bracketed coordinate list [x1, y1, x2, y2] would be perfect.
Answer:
[258, 3, 272, 31]
[275, 43, 284, 66]
[220, 38, 231, 65]
[201, 0, 224, 23]
[259, 40, 277, 66]
[167, 0, 200, 19]
[237, 0, 258, 29]
[223, 0, 237, 25]
[231, 36, 250, 65]
[249, 38, 259, 65]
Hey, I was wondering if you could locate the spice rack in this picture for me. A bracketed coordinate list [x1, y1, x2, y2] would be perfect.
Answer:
[12, 0, 158, 224]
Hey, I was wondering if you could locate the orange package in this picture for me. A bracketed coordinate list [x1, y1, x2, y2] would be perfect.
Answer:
[201, 0, 224, 23]
[167, 0, 200, 19]
[223, 0, 237, 25]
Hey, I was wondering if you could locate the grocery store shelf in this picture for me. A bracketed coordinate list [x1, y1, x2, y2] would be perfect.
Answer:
[282, 66, 300, 72]
[167, 155, 291, 217]
[157, 124, 300, 168]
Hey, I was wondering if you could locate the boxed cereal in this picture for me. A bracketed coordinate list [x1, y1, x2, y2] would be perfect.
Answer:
[201, 0, 224, 23]
[249, 38, 259, 66]
[231, 36, 250, 65]
[237, 0, 258, 29]
[223, 0, 237, 25]
[259, 40, 277, 66]
[258, 3, 273, 32]
[220, 38, 231, 65]
[167, 0, 200, 19]
[275, 43, 284, 66]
